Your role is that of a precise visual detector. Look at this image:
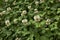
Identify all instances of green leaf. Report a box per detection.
[27,34,34,40]
[40,36,49,40]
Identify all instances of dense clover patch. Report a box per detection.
[0,0,60,40]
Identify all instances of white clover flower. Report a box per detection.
[58,0,60,1]
[13,19,18,24]
[34,9,39,13]
[22,19,28,25]
[34,15,41,22]
[46,19,51,25]
[21,10,27,16]
[40,0,45,3]
[2,11,6,13]
[13,1,16,5]
[15,38,18,40]
[0,11,6,16]
[15,37,21,40]
[46,22,50,25]
[5,0,8,2]
[0,12,3,16]
[34,9,38,11]
[22,10,27,14]
[5,20,11,26]
[45,28,49,31]
[7,7,12,11]
[46,19,51,22]
[2,11,6,14]
[28,5,31,9]
[35,1,39,5]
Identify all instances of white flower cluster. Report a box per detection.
[34,15,41,22]
[22,19,28,25]
[40,0,45,3]
[34,9,39,14]
[58,0,60,2]
[46,19,51,25]
[15,37,21,40]
[7,7,12,11]
[0,11,6,16]
[13,0,16,5]
[28,5,31,9]
[5,0,8,2]
[0,12,3,16]
[3,0,52,26]
[13,19,18,24]
[5,20,11,26]
[21,10,27,16]
[35,1,39,5]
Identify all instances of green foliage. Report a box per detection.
[0,0,60,40]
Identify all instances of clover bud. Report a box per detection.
[13,19,18,24]
[34,9,39,13]
[45,28,49,31]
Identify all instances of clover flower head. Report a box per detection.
[22,19,28,24]
[7,7,12,11]
[34,9,38,11]
[34,15,41,22]
[46,19,51,22]
[58,0,60,1]
[0,11,6,16]
[40,0,45,3]
[0,12,3,16]
[35,1,39,5]
[13,1,16,5]
[46,19,51,25]
[34,9,38,13]
[21,10,27,16]
[5,20,11,26]
[15,37,20,40]
[28,5,31,9]
[22,10,27,14]
[5,0,8,2]
[2,11,6,14]
[15,37,21,40]
[13,19,18,24]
